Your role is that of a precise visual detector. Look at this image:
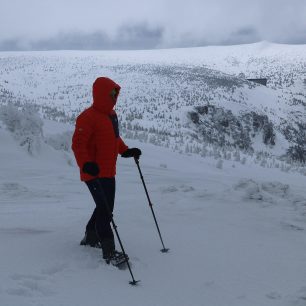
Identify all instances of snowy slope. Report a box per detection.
[0,118,306,306]
[0,42,305,162]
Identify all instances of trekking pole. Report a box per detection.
[134,157,169,253]
[95,179,140,286]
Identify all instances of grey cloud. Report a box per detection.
[1,0,306,51]
[32,32,111,51]
[221,27,261,46]
[0,39,23,51]
[157,27,261,48]
[0,24,164,51]
[0,25,303,51]
[113,24,164,49]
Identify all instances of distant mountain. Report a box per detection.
[0,42,305,163]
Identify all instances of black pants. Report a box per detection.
[85,177,115,243]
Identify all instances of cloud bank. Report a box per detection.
[1,0,306,50]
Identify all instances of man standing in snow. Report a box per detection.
[72,77,141,264]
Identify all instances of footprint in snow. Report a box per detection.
[266,291,282,300]
[280,222,304,231]
[0,182,62,201]
[0,182,30,198]
[161,186,179,193]
[41,262,68,276]
[179,184,195,192]
[160,184,195,193]
[6,263,70,298]
[6,274,55,298]
[292,287,306,306]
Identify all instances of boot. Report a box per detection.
[101,238,116,262]
[101,238,129,266]
[80,230,101,248]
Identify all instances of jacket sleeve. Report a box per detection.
[118,137,128,155]
[71,114,94,169]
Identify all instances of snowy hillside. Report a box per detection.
[0,42,305,164]
[0,114,306,306]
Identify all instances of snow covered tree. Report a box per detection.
[0,105,43,155]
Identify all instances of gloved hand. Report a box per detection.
[82,162,100,176]
[121,148,142,159]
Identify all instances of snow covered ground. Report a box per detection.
[0,120,306,306]
[1,41,306,161]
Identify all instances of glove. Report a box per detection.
[82,162,100,176]
[121,148,142,159]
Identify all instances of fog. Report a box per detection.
[1,0,305,50]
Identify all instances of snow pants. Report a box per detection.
[85,177,115,243]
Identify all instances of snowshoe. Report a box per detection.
[80,231,101,248]
[105,250,129,269]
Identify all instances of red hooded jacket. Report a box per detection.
[71,77,128,181]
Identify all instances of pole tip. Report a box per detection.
[161,248,169,253]
[129,280,140,286]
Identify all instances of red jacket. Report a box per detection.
[72,77,128,181]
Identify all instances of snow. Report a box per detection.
[1,41,305,67]
[1,41,306,161]
[43,119,74,136]
[0,120,306,306]
[0,41,306,305]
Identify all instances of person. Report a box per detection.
[71,77,141,264]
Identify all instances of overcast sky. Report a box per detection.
[1,0,306,50]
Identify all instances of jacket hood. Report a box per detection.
[92,77,121,114]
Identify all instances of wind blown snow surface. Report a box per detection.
[0,42,306,305]
[0,117,306,306]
